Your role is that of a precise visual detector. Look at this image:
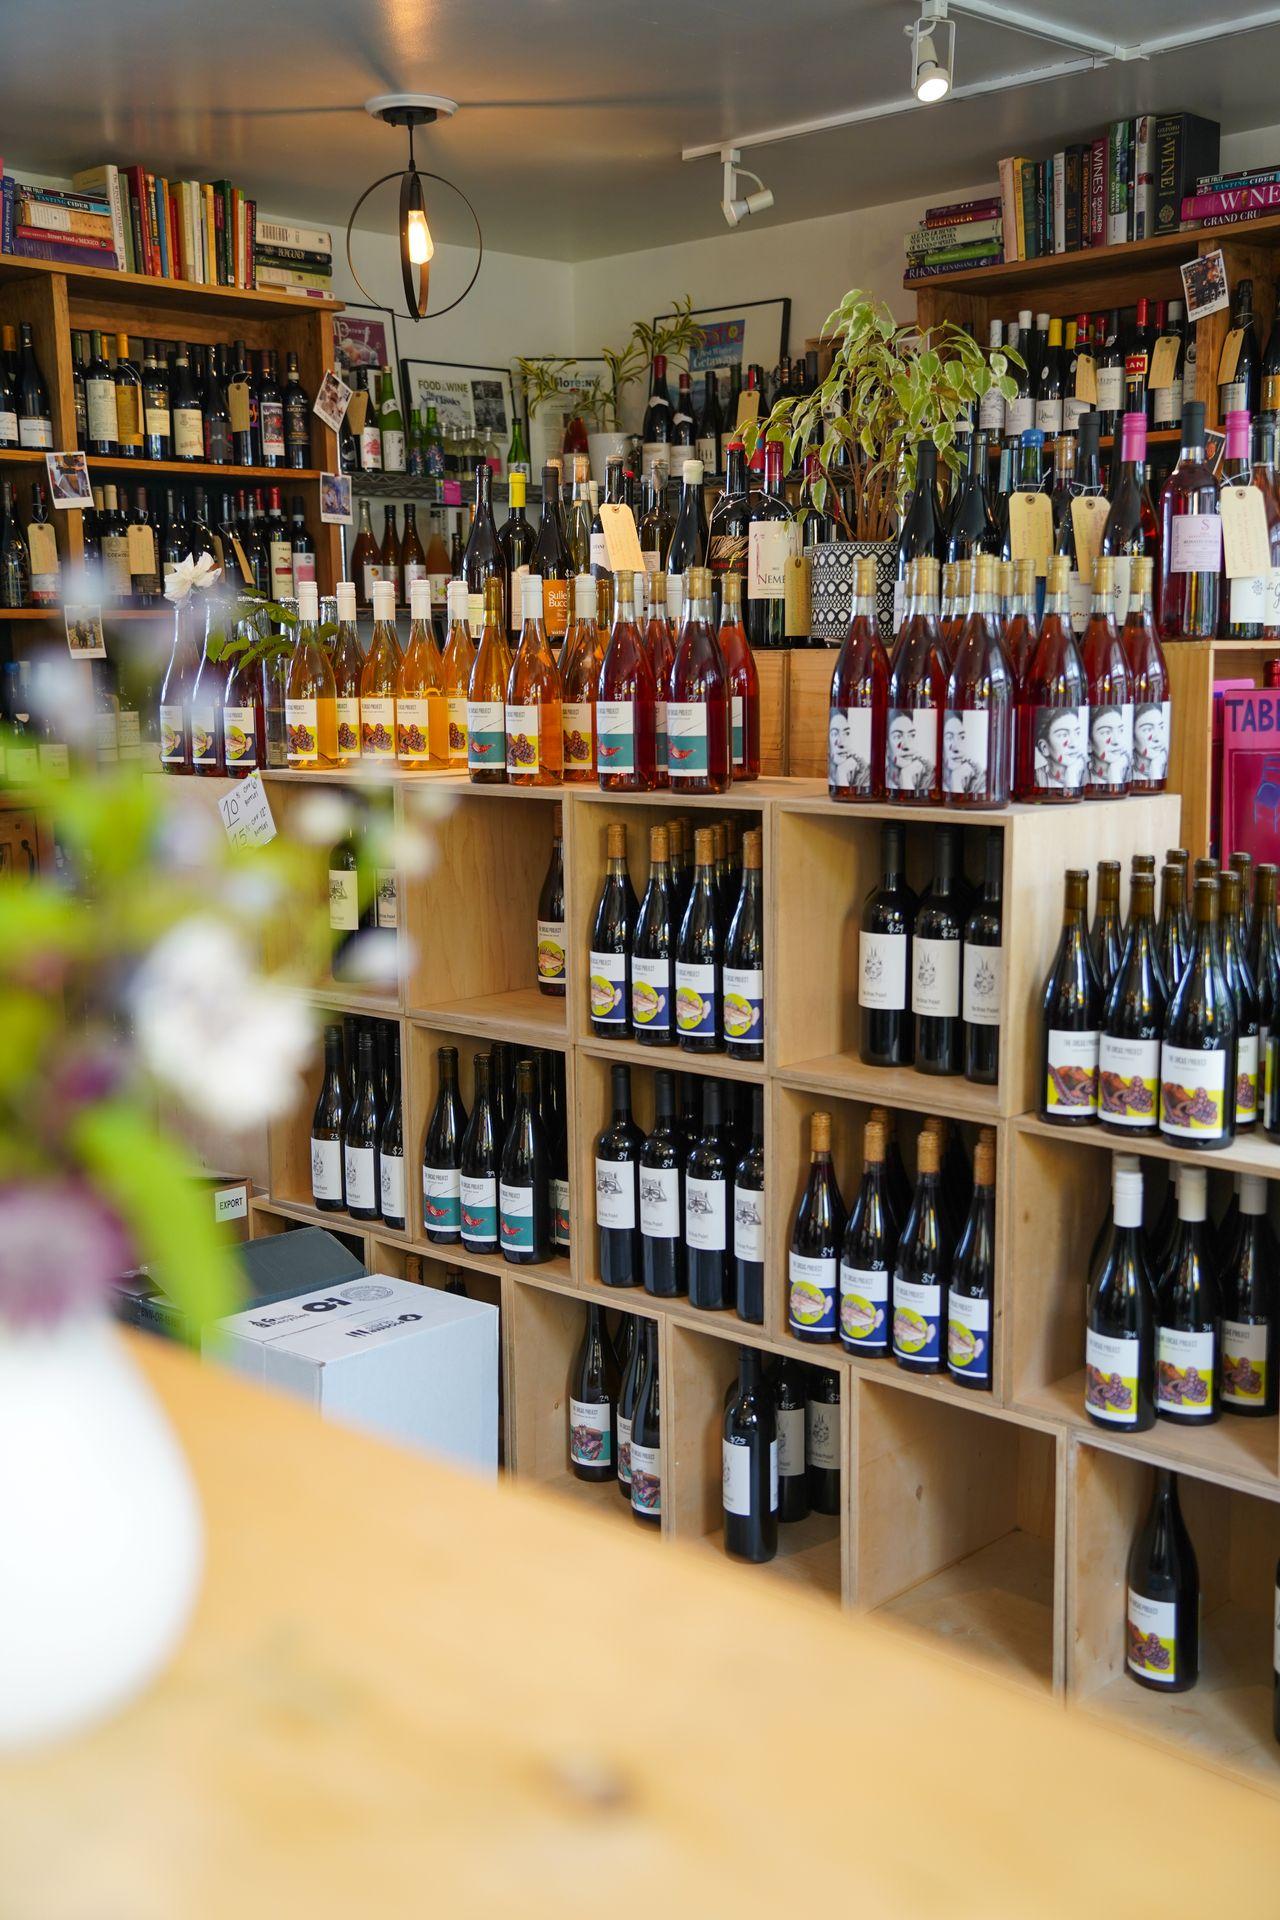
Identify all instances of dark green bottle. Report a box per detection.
[1126,1469,1199,1693]
[723,826,764,1061]
[1155,1164,1219,1425]
[891,1125,951,1373]
[1085,1158,1155,1431]
[499,1057,551,1263]
[675,825,723,1051]
[421,1046,467,1243]
[788,1110,844,1343]
[1040,867,1101,1124]
[630,822,675,1045]
[589,821,637,1038]
[459,1052,499,1254]
[1159,877,1237,1150]
[1099,867,1166,1135]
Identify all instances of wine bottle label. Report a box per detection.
[1005,394,1034,437]
[1034,397,1063,434]
[1221,375,1248,414]
[631,953,672,1032]
[397,696,433,764]
[292,556,317,596]
[18,414,53,450]
[967,948,1005,1036]
[269,538,293,599]
[343,1144,377,1212]
[723,966,764,1045]
[1221,1319,1268,1406]
[629,1442,661,1515]
[328,868,359,933]
[1067,570,1092,634]
[459,1173,498,1245]
[840,1264,889,1348]
[145,401,171,438]
[336,696,361,760]
[1237,1033,1259,1124]
[159,703,187,764]
[1098,1034,1160,1127]
[95,710,119,764]
[170,408,202,459]
[893,1277,941,1363]
[642,439,671,479]
[886,705,938,794]
[1084,1328,1141,1423]
[667,572,684,626]
[507,567,528,634]
[360,695,396,759]
[1094,366,1123,411]
[686,1175,727,1252]
[447,694,469,764]
[285,697,320,764]
[505,703,542,776]
[617,1412,633,1483]
[570,1398,613,1467]
[6,742,38,781]
[947,1291,990,1379]
[463,698,502,772]
[552,1177,571,1250]
[310,1137,343,1205]
[381,430,405,472]
[563,700,595,772]
[1153,377,1183,427]
[1266,572,1280,630]
[589,949,627,1026]
[1109,555,1133,627]
[789,1252,837,1334]
[942,709,991,797]
[596,699,636,775]
[731,694,745,768]
[222,704,258,767]
[732,1183,764,1263]
[656,699,668,771]
[675,960,717,1037]
[86,377,118,442]
[596,1157,637,1231]
[978,386,1004,431]
[859,930,908,1012]
[189,703,219,768]
[697,434,718,472]
[770,1415,803,1497]
[1063,395,1091,431]
[912,936,960,1019]
[39,743,70,779]
[117,709,142,759]
[403,563,426,594]
[807,1396,840,1470]
[1156,1323,1214,1416]
[1160,1042,1228,1139]
[363,562,386,600]
[640,1164,681,1239]
[829,705,874,794]
[1229,572,1270,624]
[375,871,397,930]
[747,520,795,601]
[722,1437,754,1517]
[1045,1028,1100,1115]
[258,400,285,457]
[499,1181,534,1254]
[1170,512,1223,574]
[536,919,566,985]
[422,1164,461,1234]
[1030,703,1088,792]
[380,1153,405,1223]
[544,578,570,639]
[589,531,609,572]
[0,408,17,444]
[1126,1590,1178,1684]
[667,701,710,781]
[1087,701,1134,789]
[360,425,383,469]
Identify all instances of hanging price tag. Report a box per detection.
[783,553,811,638]
[1007,491,1054,577]
[346,389,370,434]
[126,522,156,573]
[227,380,253,435]
[230,534,253,585]
[27,522,58,575]
[1070,496,1110,586]
[1073,352,1097,404]
[735,389,761,432]
[218,772,277,849]
[1146,335,1179,392]
[599,503,646,575]
[1221,484,1272,577]
[1217,327,1245,387]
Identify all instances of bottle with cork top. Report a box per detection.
[788,1110,844,1344]
[597,569,658,790]
[506,573,563,785]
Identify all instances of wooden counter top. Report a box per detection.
[3,1333,1278,1917]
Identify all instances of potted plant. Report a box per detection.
[517,297,706,484]
[746,290,1019,640]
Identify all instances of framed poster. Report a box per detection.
[332,303,402,403]
[653,298,791,377]
[402,358,516,444]
[517,356,609,475]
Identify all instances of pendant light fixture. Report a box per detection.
[347,94,483,321]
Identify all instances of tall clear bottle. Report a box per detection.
[1158,400,1221,640]
[395,579,448,768]
[597,570,657,791]
[561,572,605,783]
[359,580,401,763]
[466,576,510,783]
[505,574,563,785]
[668,565,731,794]
[285,581,337,767]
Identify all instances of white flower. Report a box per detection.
[130,916,313,1126]
[292,791,355,846]
[163,552,222,604]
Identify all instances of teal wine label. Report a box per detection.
[460,1173,498,1248]
[596,699,636,776]
[422,1164,461,1235]
[500,1180,534,1254]
[667,700,709,780]
[467,698,505,773]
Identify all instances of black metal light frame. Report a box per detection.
[346,103,483,322]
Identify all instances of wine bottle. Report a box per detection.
[506,574,563,785]
[943,552,1013,807]
[1085,1158,1156,1431]
[1040,868,1101,1124]
[788,1111,844,1343]
[1160,877,1237,1149]
[1155,1165,1219,1425]
[1080,557,1134,797]
[379,1031,405,1230]
[829,553,889,800]
[547,1052,572,1258]
[746,437,798,650]
[569,1304,620,1484]
[1100,412,1160,627]
[723,1346,778,1563]
[422,1046,467,1243]
[891,1126,951,1372]
[962,827,1003,1086]
[801,1367,839,1516]
[839,1117,895,1358]
[629,1317,662,1524]
[358,580,401,766]
[641,355,674,483]
[723,828,764,1061]
[589,822,636,1039]
[859,822,916,1068]
[1017,554,1087,801]
[500,1057,552,1264]
[616,1312,644,1501]
[597,569,658,790]
[1219,867,1260,1131]
[284,582,338,768]
[887,556,946,802]
[1219,1173,1278,1415]
[596,1064,644,1289]
[946,425,999,562]
[396,579,447,768]
[894,438,946,626]
[1159,401,1221,641]
[1231,850,1255,951]
[1158,861,1189,997]
[665,458,708,628]
[676,827,723,1052]
[343,1029,382,1223]
[465,576,509,783]
[1091,860,1123,999]
[667,564,731,793]
[536,807,566,1000]
[686,1078,731,1311]
[310,1025,346,1213]
[1126,1469,1199,1692]
[1257,866,1280,1133]
[459,1052,499,1255]
[1099,867,1166,1133]
[631,825,675,1045]
[765,1355,808,1524]
[561,573,605,783]
[531,462,574,642]
[708,438,750,624]
[1121,557,1171,791]
[443,581,476,769]
[640,1068,685,1298]
[732,1084,766,1325]
[947,1127,995,1388]
[912,824,963,1075]
[717,572,759,781]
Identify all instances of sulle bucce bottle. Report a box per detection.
[859,821,916,1068]
[1099,868,1167,1134]
[1040,867,1102,1124]
[1159,400,1222,640]
[1126,1469,1199,1692]
[828,553,889,800]
[536,806,566,999]
[667,564,731,793]
[1080,556,1133,797]
[1086,1157,1156,1431]
[723,1346,777,1565]
[597,569,657,790]
[1161,876,1237,1150]
[718,570,759,780]
[1017,554,1087,801]
[596,1064,644,1289]
[943,550,1013,806]
[891,1125,952,1373]
[839,1117,895,1358]
[887,555,946,802]
[732,1083,766,1324]
[569,1304,620,1484]
[788,1110,845,1343]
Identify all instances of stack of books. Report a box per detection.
[1182,164,1280,231]
[903,197,1003,281]
[252,219,333,296]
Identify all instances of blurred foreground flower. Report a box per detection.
[131,916,313,1126]
[163,552,221,603]
[0,1181,133,1327]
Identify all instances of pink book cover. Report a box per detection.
[1218,683,1280,864]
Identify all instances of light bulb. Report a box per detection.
[406,206,434,265]
[916,60,950,102]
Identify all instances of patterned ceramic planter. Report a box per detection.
[807,538,897,643]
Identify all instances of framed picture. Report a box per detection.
[517,356,609,475]
[401,358,516,446]
[653,298,791,378]
[333,303,402,398]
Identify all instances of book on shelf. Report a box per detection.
[904,252,1002,281]
[1182,180,1280,221]
[1196,164,1280,193]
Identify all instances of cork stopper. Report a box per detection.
[723,570,743,610]
[863,1120,885,1163]
[855,555,878,597]
[974,553,996,594]
[869,1104,895,1139]
[668,817,684,863]
[997,560,1014,600]
[613,570,634,610]
[688,565,713,598]
[711,822,726,863]
[954,559,972,600]
[1046,554,1070,594]
[649,824,669,863]
[693,826,714,865]
[1097,859,1120,902]
[1065,868,1090,911]
[942,561,956,599]
[810,1111,832,1154]
[1014,558,1036,595]
[918,556,940,594]
[742,827,762,871]
[916,1129,940,1176]
[606,823,627,860]
[649,570,667,607]
[1092,555,1115,593]
[974,1130,995,1187]
[1131,554,1154,593]
[1220,868,1241,914]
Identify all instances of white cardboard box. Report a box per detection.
[207,1275,498,1478]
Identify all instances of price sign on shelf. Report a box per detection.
[218,772,277,849]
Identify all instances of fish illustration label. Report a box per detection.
[589,949,627,1026]
[569,1399,612,1468]
[360,695,396,759]
[1221,1319,1268,1407]
[840,1263,889,1350]
[1127,1590,1178,1683]
[667,700,709,780]
[631,953,672,1032]
[596,1157,637,1231]
[460,1172,498,1246]
[1046,1026,1100,1114]
[733,1183,765,1263]
[675,960,717,1038]
[422,1164,461,1234]
[343,1143,377,1213]
[912,935,960,1019]
[723,965,764,1045]
[963,942,1002,1026]
[732,694,745,768]
[1159,1042,1227,1139]
[285,696,319,764]
[1084,1327,1140,1423]
[789,1252,837,1335]
[537,919,566,986]
[379,1152,405,1223]
[466,698,505,771]
[499,1181,534,1253]
[1098,1033,1160,1126]
[893,1276,941,1363]
[947,1289,990,1380]
[310,1136,343,1205]
[596,699,636,775]
[859,930,907,1012]
[640,1164,680,1240]
[1156,1324,1214,1417]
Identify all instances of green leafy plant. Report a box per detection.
[516,296,707,432]
[744,289,1021,541]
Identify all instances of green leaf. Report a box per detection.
[0,988,57,1097]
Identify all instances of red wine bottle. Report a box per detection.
[1123,555,1170,791]
[943,550,1013,806]
[1016,554,1087,800]
[828,552,889,800]
[568,1304,620,1483]
[595,1063,644,1288]
[1101,410,1160,628]
[1086,1158,1156,1432]
[1040,868,1102,1124]
[947,1127,995,1389]
[667,565,731,794]
[722,1345,778,1564]
[1160,877,1237,1150]
[1126,1469,1199,1691]
[859,822,916,1068]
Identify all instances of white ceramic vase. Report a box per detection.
[0,1315,202,1750]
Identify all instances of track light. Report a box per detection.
[721,149,775,228]
[909,4,955,103]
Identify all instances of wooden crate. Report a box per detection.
[1164,638,1280,860]
[786,649,834,780]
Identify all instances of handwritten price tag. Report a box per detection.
[218,771,277,848]
[1070,496,1110,587]
[1221,484,1272,578]
[1007,491,1054,577]
[600,503,646,575]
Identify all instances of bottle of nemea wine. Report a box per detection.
[1126,1468,1199,1693]
[722,1345,778,1564]
[1085,1159,1156,1432]
[1099,868,1166,1134]
[788,1110,845,1343]
[568,1303,620,1484]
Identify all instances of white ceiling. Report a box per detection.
[6,0,1280,259]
